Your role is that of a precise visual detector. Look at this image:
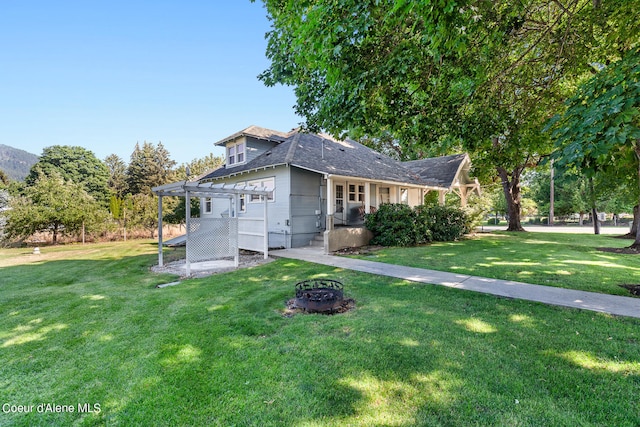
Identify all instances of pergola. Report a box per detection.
[152,181,272,276]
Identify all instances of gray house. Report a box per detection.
[189,125,480,253]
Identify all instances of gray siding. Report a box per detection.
[290,168,324,247]
[200,165,293,249]
[246,137,279,163]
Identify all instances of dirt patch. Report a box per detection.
[332,245,383,256]
[597,246,640,255]
[151,253,274,279]
[620,284,640,296]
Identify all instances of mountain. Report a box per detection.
[0,144,39,181]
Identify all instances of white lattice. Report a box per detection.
[187,217,238,263]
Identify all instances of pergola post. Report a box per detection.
[232,194,239,268]
[185,189,191,277]
[158,195,164,267]
[263,194,269,259]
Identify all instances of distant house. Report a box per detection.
[155,126,480,261]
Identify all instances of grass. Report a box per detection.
[1,240,640,426]
[351,231,640,296]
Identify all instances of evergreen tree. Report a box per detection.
[105,154,129,197]
[126,142,176,195]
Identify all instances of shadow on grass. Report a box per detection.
[2,254,640,426]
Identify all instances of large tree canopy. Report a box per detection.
[26,145,110,205]
[259,0,638,231]
[5,172,107,244]
[548,46,640,247]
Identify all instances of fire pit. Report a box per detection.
[294,279,344,313]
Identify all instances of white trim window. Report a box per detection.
[249,177,275,202]
[227,141,245,166]
[236,182,247,213]
[203,197,213,214]
[348,184,365,202]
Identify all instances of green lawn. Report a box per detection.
[351,231,640,296]
[1,240,640,426]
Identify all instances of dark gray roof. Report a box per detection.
[203,129,470,189]
[214,125,291,146]
[403,154,468,187]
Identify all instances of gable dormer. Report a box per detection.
[215,125,290,168]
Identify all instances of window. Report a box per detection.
[227,141,245,166]
[249,177,275,202]
[203,197,212,214]
[379,187,390,204]
[335,184,344,213]
[348,184,364,202]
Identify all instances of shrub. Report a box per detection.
[365,203,469,246]
[364,203,420,246]
[487,217,501,225]
[417,205,469,242]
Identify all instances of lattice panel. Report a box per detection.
[187,217,238,263]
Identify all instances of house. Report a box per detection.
[185,125,480,254]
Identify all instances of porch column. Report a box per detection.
[459,187,468,207]
[326,177,333,231]
[185,190,191,277]
[157,195,163,267]
[364,182,371,214]
[438,190,446,206]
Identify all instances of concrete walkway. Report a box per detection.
[271,247,640,319]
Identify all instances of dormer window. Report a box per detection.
[227,141,245,166]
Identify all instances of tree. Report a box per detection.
[5,172,107,244]
[174,153,225,181]
[26,146,110,205]
[105,154,129,197]
[164,153,224,225]
[129,193,160,238]
[0,170,9,185]
[548,47,640,247]
[126,142,176,195]
[259,0,637,232]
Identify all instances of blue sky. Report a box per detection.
[0,1,301,164]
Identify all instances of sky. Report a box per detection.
[0,1,302,165]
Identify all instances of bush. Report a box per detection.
[365,203,420,246]
[416,205,469,242]
[365,203,469,246]
[487,217,501,225]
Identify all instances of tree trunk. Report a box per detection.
[631,145,640,248]
[497,166,526,231]
[588,177,600,235]
[630,204,639,238]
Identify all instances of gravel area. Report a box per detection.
[151,253,275,278]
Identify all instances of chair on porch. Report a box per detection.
[358,205,377,220]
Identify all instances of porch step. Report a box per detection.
[309,233,324,247]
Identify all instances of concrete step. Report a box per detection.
[309,234,324,247]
